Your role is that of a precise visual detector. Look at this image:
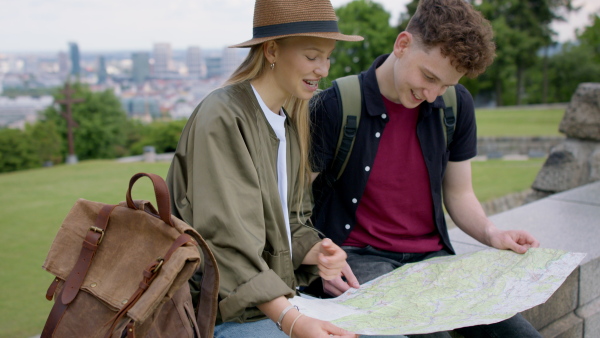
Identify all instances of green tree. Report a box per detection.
[476,0,576,105]
[0,128,39,173]
[25,120,63,165]
[129,120,187,155]
[43,83,128,161]
[327,0,399,87]
[577,13,600,62]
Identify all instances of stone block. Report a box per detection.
[521,268,579,330]
[579,257,600,305]
[575,296,600,338]
[532,141,584,193]
[539,313,583,338]
[559,83,600,141]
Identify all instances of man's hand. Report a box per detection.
[322,262,360,297]
[487,228,540,254]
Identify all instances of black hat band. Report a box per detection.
[253,20,340,38]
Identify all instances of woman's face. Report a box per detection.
[270,36,336,101]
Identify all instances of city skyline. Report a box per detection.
[1,0,597,53]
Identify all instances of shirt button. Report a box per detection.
[352,198,357,204]
[375,132,381,138]
[365,166,370,172]
[345,224,351,230]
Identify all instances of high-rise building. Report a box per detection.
[69,42,81,77]
[186,46,204,79]
[222,48,243,78]
[58,51,69,77]
[131,52,150,84]
[153,43,172,79]
[205,56,222,79]
[97,56,107,84]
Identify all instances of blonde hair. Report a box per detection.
[224,43,312,220]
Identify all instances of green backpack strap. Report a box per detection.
[440,85,458,148]
[330,75,362,181]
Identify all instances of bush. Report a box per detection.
[0,128,40,173]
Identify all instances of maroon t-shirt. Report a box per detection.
[343,95,444,253]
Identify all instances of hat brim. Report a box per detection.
[229,31,364,48]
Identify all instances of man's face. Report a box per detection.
[391,33,465,108]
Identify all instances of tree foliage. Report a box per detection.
[25,120,63,164]
[42,83,129,160]
[0,128,39,173]
[327,0,399,87]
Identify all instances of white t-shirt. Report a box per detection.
[251,85,292,257]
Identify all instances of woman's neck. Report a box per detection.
[250,75,286,115]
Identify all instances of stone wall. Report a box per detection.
[477,136,564,158]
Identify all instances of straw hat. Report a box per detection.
[230,0,364,48]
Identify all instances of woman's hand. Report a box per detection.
[317,238,348,280]
[287,314,356,338]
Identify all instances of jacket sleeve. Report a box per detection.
[167,92,295,322]
[289,181,321,286]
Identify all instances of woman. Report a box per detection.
[166,0,363,337]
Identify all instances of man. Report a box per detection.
[309,0,541,336]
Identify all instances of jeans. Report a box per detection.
[213,319,288,338]
[343,245,542,338]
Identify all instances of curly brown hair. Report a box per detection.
[406,0,496,78]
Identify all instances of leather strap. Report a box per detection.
[103,233,195,337]
[62,204,118,304]
[46,278,60,301]
[126,173,173,226]
[41,288,69,338]
[42,204,117,337]
[193,233,220,338]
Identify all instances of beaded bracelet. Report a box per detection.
[288,313,304,338]
[276,304,299,331]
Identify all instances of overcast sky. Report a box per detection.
[0,0,597,53]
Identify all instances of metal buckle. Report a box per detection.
[151,258,164,273]
[89,226,105,244]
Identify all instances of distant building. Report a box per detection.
[97,56,108,84]
[131,52,150,84]
[205,56,222,79]
[69,42,81,77]
[186,46,204,79]
[121,96,161,121]
[222,48,244,78]
[153,43,172,79]
[58,51,69,77]
[0,95,53,129]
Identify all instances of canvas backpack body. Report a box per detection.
[41,173,219,338]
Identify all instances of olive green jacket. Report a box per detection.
[166,81,321,323]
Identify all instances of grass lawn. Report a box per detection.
[471,158,545,202]
[475,107,565,137]
[0,156,546,337]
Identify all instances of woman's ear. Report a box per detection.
[393,31,412,58]
[263,40,278,64]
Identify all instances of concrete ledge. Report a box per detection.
[576,297,600,338]
[449,180,600,337]
[539,312,584,338]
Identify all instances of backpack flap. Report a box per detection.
[42,199,202,325]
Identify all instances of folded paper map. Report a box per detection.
[291,248,585,335]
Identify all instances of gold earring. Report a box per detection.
[270,63,275,70]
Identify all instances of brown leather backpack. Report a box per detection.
[41,173,219,337]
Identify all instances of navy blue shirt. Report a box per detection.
[310,54,478,254]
